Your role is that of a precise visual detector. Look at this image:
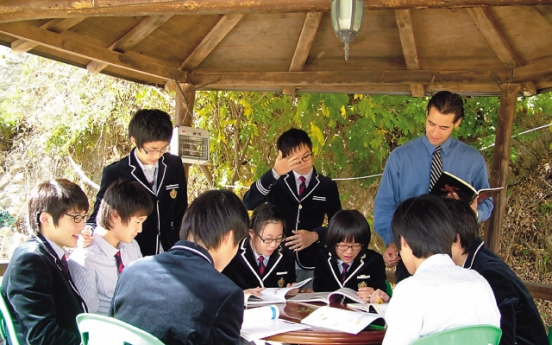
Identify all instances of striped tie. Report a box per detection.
[258,256,266,276]
[341,263,349,282]
[429,145,443,191]
[114,251,124,274]
[298,176,306,197]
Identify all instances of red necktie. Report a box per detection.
[114,251,124,274]
[298,176,306,197]
[258,256,266,276]
[341,263,349,282]
[60,254,70,274]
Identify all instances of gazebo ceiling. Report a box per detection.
[1,1,551,96]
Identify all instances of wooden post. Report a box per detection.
[484,83,521,253]
[175,83,196,186]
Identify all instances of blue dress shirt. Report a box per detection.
[374,135,493,245]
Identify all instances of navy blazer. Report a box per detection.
[88,148,188,256]
[110,240,244,345]
[313,248,387,293]
[243,168,341,269]
[222,238,296,289]
[1,235,87,345]
[464,238,548,345]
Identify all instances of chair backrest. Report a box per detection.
[548,326,552,345]
[76,313,165,345]
[411,324,502,345]
[0,279,21,345]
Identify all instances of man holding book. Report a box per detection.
[374,91,494,282]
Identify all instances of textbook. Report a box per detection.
[287,287,365,305]
[347,302,389,317]
[430,171,503,204]
[301,306,385,335]
[244,278,312,306]
[241,305,310,341]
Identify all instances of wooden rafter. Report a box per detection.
[535,4,552,25]
[11,17,85,53]
[88,14,172,74]
[187,69,514,87]
[395,9,425,97]
[283,11,323,95]
[467,7,537,95]
[0,22,186,81]
[179,14,244,71]
[2,0,552,23]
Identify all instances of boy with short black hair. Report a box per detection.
[382,194,500,345]
[243,128,341,285]
[445,198,548,345]
[110,189,249,345]
[69,180,153,315]
[2,179,89,345]
[88,109,188,256]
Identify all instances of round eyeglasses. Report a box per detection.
[336,243,362,252]
[64,213,89,223]
[258,234,286,244]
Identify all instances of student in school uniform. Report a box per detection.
[2,179,89,345]
[87,109,188,256]
[313,210,390,303]
[223,203,296,292]
[68,180,153,315]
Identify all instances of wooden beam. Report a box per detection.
[0,22,186,81]
[513,57,552,81]
[188,69,513,87]
[180,14,244,71]
[88,14,172,73]
[535,4,552,25]
[2,1,552,22]
[395,9,425,97]
[283,11,323,95]
[485,83,521,253]
[175,83,196,186]
[11,17,85,53]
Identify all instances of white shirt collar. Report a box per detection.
[293,168,313,186]
[43,236,66,260]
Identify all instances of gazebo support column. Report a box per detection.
[484,83,521,253]
[175,83,196,186]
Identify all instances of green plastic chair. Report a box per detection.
[0,279,21,345]
[411,324,502,345]
[76,313,165,345]
[548,326,552,345]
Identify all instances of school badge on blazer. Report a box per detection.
[358,281,367,289]
[278,277,285,287]
[170,189,177,199]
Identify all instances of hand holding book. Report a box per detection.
[430,171,502,204]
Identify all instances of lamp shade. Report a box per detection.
[330,0,365,60]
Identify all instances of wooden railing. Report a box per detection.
[387,271,552,302]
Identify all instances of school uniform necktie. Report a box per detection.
[298,176,306,197]
[258,256,266,276]
[341,263,349,282]
[429,145,443,191]
[114,251,124,274]
[60,254,70,274]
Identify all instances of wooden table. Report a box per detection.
[264,302,386,345]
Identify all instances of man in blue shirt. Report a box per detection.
[374,91,493,282]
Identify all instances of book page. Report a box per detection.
[246,278,313,305]
[287,291,331,304]
[328,287,366,304]
[241,305,309,341]
[347,302,389,316]
[301,306,384,335]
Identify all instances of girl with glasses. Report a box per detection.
[222,203,297,295]
[313,210,390,303]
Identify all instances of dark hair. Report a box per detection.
[128,109,173,148]
[426,91,464,123]
[28,179,89,235]
[180,190,249,249]
[277,128,312,158]
[250,203,286,237]
[325,210,371,259]
[392,194,455,258]
[97,180,154,230]
[442,198,478,255]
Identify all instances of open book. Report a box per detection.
[430,171,503,204]
[301,306,385,335]
[240,305,309,341]
[347,302,389,317]
[244,278,312,306]
[287,287,365,305]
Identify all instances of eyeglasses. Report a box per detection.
[336,243,362,252]
[258,234,286,244]
[65,214,89,223]
[300,153,313,162]
[141,145,170,156]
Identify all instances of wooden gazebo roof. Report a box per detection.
[1,1,551,96]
